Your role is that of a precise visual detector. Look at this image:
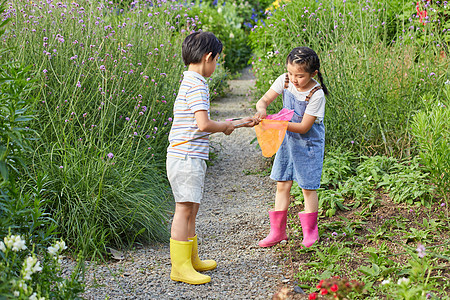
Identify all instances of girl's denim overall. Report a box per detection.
[270,88,325,190]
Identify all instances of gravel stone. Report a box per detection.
[62,70,286,299]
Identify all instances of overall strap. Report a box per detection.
[305,86,322,102]
[284,74,290,89]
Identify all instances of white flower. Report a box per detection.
[6,235,27,252]
[229,32,235,39]
[48,244,60,256]
[0,241,5,252]
[32,260,42,273]
[381,279,391,285]
[48,240,67,256]
[13,291,20,297]
[18,281,28,292]
[445,80,450,85]
[29,292,38,300]
[217,7,222,13]
[22,256,42,280]
[397,277,410,285]
[58,240,67,251]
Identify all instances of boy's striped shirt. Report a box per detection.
[167,71,210,160]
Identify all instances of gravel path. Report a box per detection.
[67,70,288,299]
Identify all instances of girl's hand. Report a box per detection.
[254,110,267,121]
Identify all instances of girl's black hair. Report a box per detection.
[286,47,329,95]
[182,31,223,66]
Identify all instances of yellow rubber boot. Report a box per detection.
[189,235,217,271]
[170,239,211,285]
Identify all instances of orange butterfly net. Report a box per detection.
[254,108,294,157]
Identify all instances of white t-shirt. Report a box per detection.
[270,73,326,122]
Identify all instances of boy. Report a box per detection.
[166,31,257,285]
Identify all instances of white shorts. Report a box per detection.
[166,156,207,204]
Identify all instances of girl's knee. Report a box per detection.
[277,180,293,192]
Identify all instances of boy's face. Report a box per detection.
[204,53,219,78]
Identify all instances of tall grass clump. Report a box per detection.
[249,0,449,157]
[410,84,449,204]
[2,0,227,258]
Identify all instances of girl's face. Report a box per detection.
[286,62,318,91]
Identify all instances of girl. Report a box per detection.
[255,46,329,248]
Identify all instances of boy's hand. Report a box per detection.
[223,121,235,135]
[234,116,259,127]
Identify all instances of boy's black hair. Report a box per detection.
[286,47,329,95]
[182,31,223,66]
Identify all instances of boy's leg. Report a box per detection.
[170,202,210,284]
[187,203,199,238]
[171,202,194,241]
[298,189,319,248]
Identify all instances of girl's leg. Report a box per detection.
[302,189,318,213]
[259,181,292,247]
[274,180,293,211]
[298,189,319,248]
[171,202,194,241]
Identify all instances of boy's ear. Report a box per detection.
[204,52,213,62]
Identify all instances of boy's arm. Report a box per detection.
[195,110,235,135]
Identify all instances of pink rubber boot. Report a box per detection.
[259,210,288,247]
[298,211,319,248]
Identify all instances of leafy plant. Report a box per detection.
[249,0,448,157]
[410,86,450,204]
[0,234,84,299]
[186,0,253,74]
[309,276,365,300]
[0,3,84,297]
[4,0,197,257]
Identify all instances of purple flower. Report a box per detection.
[107,153,114,159]
[76,81,81,88]
[43,69,48,73]
[416,243,426,258]
[59,166,63,169]
[332,232,338,237]
[99,65,106,71]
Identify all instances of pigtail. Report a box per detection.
[317,71,329,96]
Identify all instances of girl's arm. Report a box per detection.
[255,89,280,119]
[195,110,235,135]
[287,113,316,134]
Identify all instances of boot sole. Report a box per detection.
[194,265,217,271]
[170,275,211,285]
[258,239,287,247]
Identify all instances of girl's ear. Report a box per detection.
[312,70,319,77]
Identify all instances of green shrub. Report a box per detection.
[248,0,448,157]
[410,85,450,203]
[0,4,84,296]
[185,0,253,74]
[2,0,230,257]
